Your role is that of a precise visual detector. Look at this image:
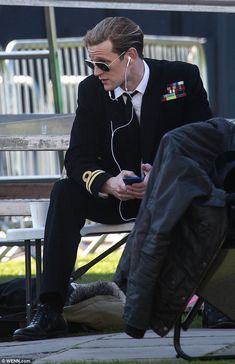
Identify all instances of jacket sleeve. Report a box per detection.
[64,77,112,197]
[184,63,212,122]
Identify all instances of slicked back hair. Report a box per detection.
[84,17,144,59]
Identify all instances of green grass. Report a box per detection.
[0,250,123,284]
[75,251,122,283]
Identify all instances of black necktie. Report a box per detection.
[123,91,138,122]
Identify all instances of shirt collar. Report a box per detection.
[114,60,149,99]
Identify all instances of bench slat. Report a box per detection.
[0,135,69,151]
[0,175,61,183]
[0,199,50,216]
[0,183,54,199]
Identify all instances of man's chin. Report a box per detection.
[100,80,115,92]
[103,84,113,92]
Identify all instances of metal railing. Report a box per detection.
[0,50,50,114]
[4,37,89,114]
[0,35,208,177]
[143,35,208,92]
[2,35,208,114]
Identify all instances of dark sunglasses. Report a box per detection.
[85,51,126,72]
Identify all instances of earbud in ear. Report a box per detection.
[126,56,131,68]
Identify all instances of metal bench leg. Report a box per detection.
[71,234,129,281]
[173,297,235,360]
[24,239,32,325]
[35,239,42,302]
[174,298,208,360]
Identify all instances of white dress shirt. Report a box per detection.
[114,61,150,122]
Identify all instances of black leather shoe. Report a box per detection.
[202,302,235,329]
[13,304,68,341]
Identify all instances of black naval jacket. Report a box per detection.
[65,58,212,197]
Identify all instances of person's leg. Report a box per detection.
[40,178,87,308]
[13,178,139,340]
[40,177,133,306]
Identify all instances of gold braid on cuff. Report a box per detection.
[82,170,105,194]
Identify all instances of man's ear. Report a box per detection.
[127,47,138,61]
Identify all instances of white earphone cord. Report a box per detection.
[109,56,136,222]
[110,101,136,221]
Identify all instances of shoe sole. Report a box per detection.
[13,330,67,341]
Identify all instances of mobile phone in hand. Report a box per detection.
[123,176,144,185]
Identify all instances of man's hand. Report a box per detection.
[125,163,152,199]
[100,164,152,201]
[101,170,136,200]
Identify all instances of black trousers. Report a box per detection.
[40,178,140,305]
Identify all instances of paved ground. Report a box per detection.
[1,328,235,363]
